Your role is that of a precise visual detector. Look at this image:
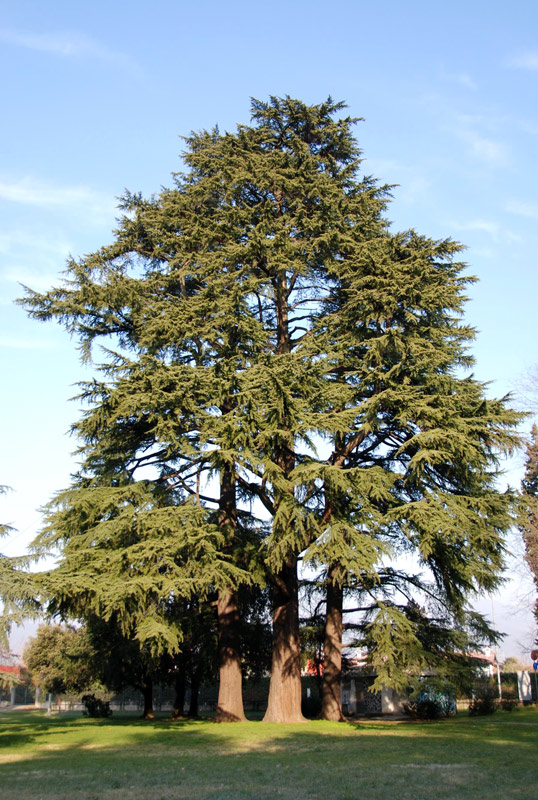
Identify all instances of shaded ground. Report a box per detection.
[1,707,536,799]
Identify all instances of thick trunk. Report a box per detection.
[321,573,344,721]
[215,461,246,722]
[263,270,305,722]
[188,670,200,718]
[141,678,154,720]
[215,589,247,721]
[171,668,186,719]
[263,559,306,723]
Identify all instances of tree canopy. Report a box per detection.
[19,96,522,722]
[23,624,95,695]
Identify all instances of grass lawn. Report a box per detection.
[1,707,537,800]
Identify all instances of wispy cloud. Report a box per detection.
[0,232,75,305]
[2,267,68,293]
[0,28,142,76]
[453,73,478,90]
[506,51,538,71]
[0,176,115,220]
[0,336,54,350]
[457,129,509,166]
[0,230,71,257]
[506,199,538,220]
[449,219,521,245]
[451,219,500,240]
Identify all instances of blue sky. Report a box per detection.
[1,0,537,659]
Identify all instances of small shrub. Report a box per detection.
[469,682,498,715]
[404,697,444,720]
[501,698,518,712]
[81,693,112,718]
[404,686,456,720]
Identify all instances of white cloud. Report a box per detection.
[0,230,71,257]
[455,73,478,90]
[0,336,54,349]
[506,199,538,220]
[449,219,521,246]
[0,176,115,220]
[2,267,67,292]
[506,51,538,71]
[451,219,500,240]
[454,128,509,167]
[0,28,142,76]
[0,232,74,303]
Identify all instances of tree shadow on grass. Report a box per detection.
[1,709,537,800]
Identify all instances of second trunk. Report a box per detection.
[321,573,344,721]
[263,558,306,723]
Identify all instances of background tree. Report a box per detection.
[502,656,525,673]
[0,486,14,649]
[23,625,95,696]
[0,486,39,650]
[521,424,538,629]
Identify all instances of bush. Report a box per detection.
[81,693,112,718]
[501,698,518,712]
[469,682,498,715]
[404,697,445,720]
[500,672,518,700]
[404,686,456,720]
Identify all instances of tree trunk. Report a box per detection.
[263,559,306,723]
[262,270,306,722]
[214,457,246,721]
[215,589,247,721]
[171,668,186,719]
[188,670,201,718]
[141,677,154,719]
[321,572,344,721]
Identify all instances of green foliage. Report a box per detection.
[0,668,21,691]
[0,485,16,650]
[469,680,499,715]
[0,485,14,540]
[501,657,523,673]
[404,695,451,720]
[23,624,96,695]
[13,95,524,700]
[520,425,538,627]
[81,693,112,717]
[501,698,518,711]
[499,671,519,705]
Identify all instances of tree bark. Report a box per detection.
[215,460,247,722]
[141,677,154,719]
[262,268,306,722]
[171,668,186,719]
[215,589,247,721]
[263,558,306,722]
[321,571,344,720]
[188,669,200,718]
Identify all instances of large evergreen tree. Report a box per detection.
[21,96,521,723]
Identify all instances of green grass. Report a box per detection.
[1,707,537,799]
